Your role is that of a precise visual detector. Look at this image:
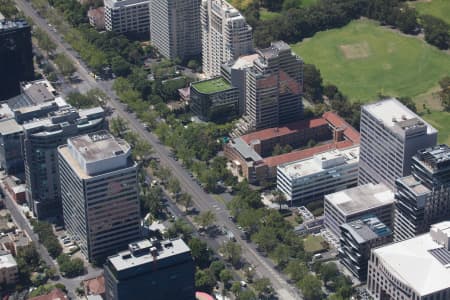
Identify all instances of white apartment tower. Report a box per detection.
[201,0,253,77]
[150,0,201,61]
[58,131,141,262]
[359,98,437,190]
[104,0,150,35]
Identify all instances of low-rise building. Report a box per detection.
[225,111,360,184]
[190,77,239,122]
[324,183,395,241]
[87,7,105,30]
[277,145,359,205]
[104,0,150,35]
[104,238,195,300]
[28,288,68,300]
[339,216,392,281]
[0,252,18,285]
[368,221,450,299]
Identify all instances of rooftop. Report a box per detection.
[278,145,359,179]
[416,144,450,171]
[28,288,68,300]
[231,53,259,70]
[191,77,232,94]
[325,183,394,216]
[0,119,22,135]
[0,19,29,31]
[0,253,17,269]
[69,131,129,163]
[396,175,430,197]
[264,139,354,167]
[374,221,450,296]
[108,238,190,272]
[22,80,56,104]
[341,215,391,244]
[363,98,437,135]
[241,118,328,144]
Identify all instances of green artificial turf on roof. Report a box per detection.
[192,77,232,94]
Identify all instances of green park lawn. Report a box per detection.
[259,8,281,21]
[422,111,450,145]
[303,235,328,253]
[410,0,450,25]
[291,19,450,103]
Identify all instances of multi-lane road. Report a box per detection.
[14,0,302,298]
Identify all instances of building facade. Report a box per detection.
[190,77,239,122]
[104,238,195,300]
[277,146,359,206]
[150,0,201,61]
[245,41,303,131]
[0,119,23,175]
[368,222,450,300]
[339,216,392,281]
[324,183,395,240]
[0,20,34,101]
[394,144,450,242]
[0,253,18,285]
[104,0,150,35]
[58,131,141,262]
[24,107,106,221]
[201,0,253,77]
[358,98,437,190]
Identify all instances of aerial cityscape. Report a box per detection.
[0,0,449,299]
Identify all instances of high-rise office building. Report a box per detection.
[359,98,437,190]
[58,131,141,262]
[367,221,450,300]
[150,0,201,61]
[104,0,150,35]
[104,238,195,300]
[23,107,106,221]
[0,20,34,101]
[201,0,253,77]
[394,144,450,242]
[246,41,303,131]
[339,216,392,281]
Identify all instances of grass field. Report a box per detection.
[422,111,450,145]
[291,19,450,102]
[304,235,328,253]
[410,0,450,25]
[259,8,281,21]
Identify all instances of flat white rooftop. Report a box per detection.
[0,253,17,269]
[325,183,394,216]
[363,98,437,134]
[374,223,450,296]
[231,53,259,70]
[279,146,359,179]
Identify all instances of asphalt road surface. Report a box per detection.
[15,1,302,298]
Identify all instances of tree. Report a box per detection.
[109,117,128,138]
[166,219,193,241]
[252,226,278,254]
[303,64,323,102]
[220,241,242,267]
[253,277,273,298]
[54,53,76,77]
[195,210,216,229]
[231,281,242,297]
[298,274,323,300]
[272,190,287,210]
[271,244,290,267]
[35,28,56,55]
[238,289,257,300]
[319,262,339,283]
[209,260,225,279]
[167,177,181,195]
[439,76,450,111]
[195,269,216,293]
[57,254,84,278]
[179,193,193,211]
[422,15,450,50]
[189,238,211,268]
[111,56,131,77]
[284,259,308,283]
[219,269,233,286]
